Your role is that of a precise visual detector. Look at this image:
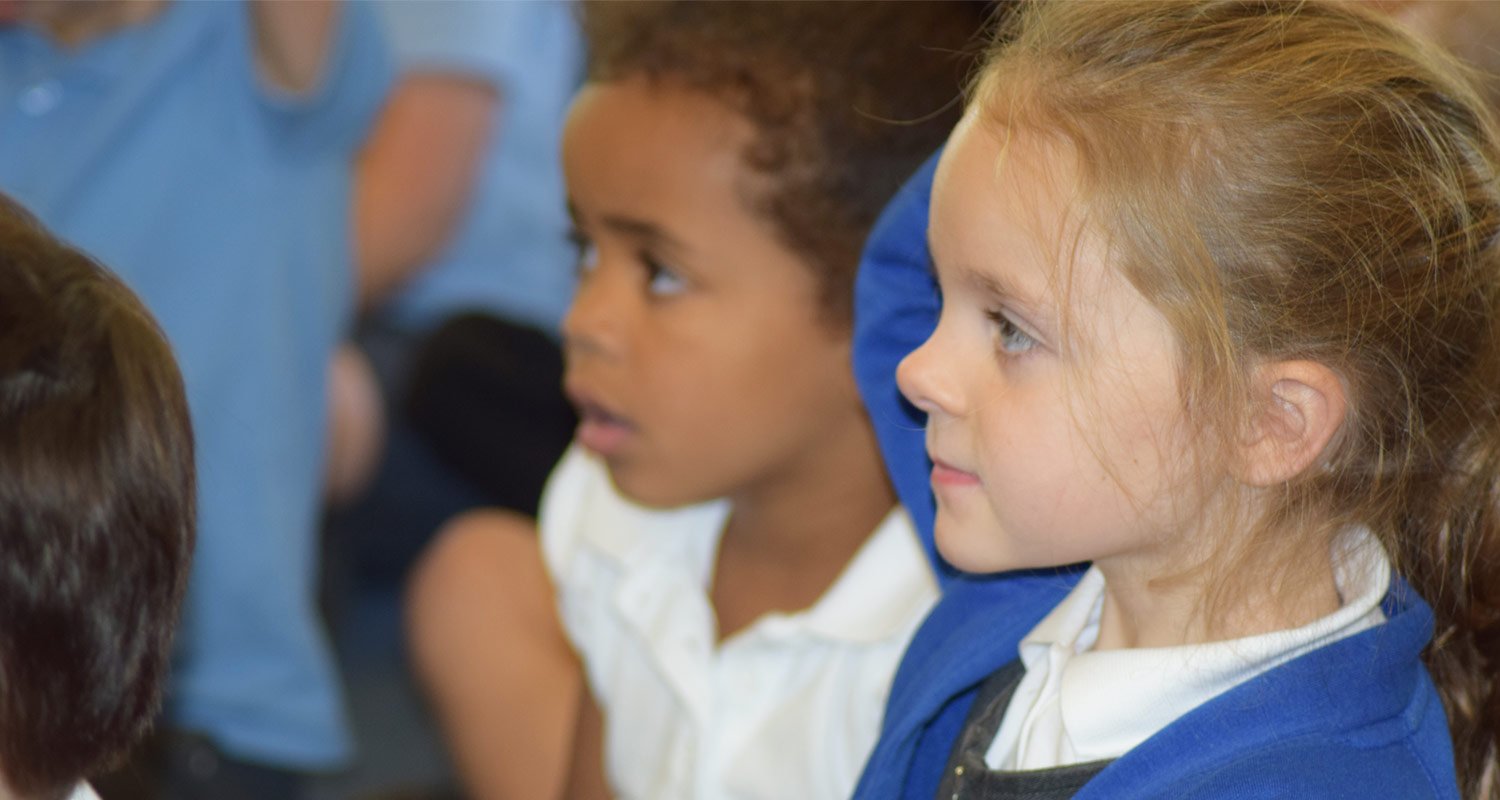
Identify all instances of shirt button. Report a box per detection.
[18,80,61,116]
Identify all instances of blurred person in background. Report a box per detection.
[0,1,391,797]
[324,0,583,610]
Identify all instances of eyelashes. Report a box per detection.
[643,256,686,296]
[567,228,597,275]
[566,228,686,297]
[986,309,1038,356]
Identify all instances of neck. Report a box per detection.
[1092,525,1342,650]
[23,0,166,48]
[709,409,895,640]
[721,412,895,566]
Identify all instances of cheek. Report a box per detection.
[1089,363,1193,493]
[639,357,726,439]
[638,328,794,443]
[1046,390,1192,544]
[973,382,1153,535]
[978,405,1090,510]
[608,353,731,506]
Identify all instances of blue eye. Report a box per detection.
[987,309,1036,355]
[645,257,686,297]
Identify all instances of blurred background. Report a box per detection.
[2,1,581,797]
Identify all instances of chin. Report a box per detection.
[934,521,1017,575]
[604,463,702,511]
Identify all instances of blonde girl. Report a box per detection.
[854,1,1500,798]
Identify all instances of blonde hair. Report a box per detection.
[977,1,1500,795]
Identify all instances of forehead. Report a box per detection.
[932,114,1166,351]
[930,114,1088,301]
[562,79,824,303]
[562,80,757,224]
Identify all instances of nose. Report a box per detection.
[896,330,960,419]
[562,265,628,361]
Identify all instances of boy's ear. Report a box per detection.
[1233,360,1347,486]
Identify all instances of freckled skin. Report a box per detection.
[898,114,1195,579]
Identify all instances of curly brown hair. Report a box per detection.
[581,0,994,325]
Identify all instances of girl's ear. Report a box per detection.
[1233,360,1347,486]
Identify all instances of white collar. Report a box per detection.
[610,503,936,647]
[748,506,935,644]
[985,528,1391,770]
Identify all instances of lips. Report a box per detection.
[566,384,636,458]
[930,456,980,487]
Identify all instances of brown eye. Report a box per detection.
[567,229,598,276]
[643,254,686,297]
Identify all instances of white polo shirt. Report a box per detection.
[540,446,939,800]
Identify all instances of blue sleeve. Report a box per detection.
[374,0,571,94]
[852,149,953,584]
[255,0,396,155]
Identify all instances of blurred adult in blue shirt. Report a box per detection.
[0,2,392,796]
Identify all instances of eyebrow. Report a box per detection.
[927,231,1048,313]
[961,266,1027,306]
[567,203,690,258]
[955,260,1056,330]
[927,229,1035,307]
[926,213,1064,337]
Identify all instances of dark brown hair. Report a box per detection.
[582,0,994,325]
[0,195,194,799]
[978,1,1500,795]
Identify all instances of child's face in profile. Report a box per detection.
[898,113,1198,576]
[560,79,856,508]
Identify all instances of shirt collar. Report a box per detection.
[772,506,938,644]
[1,1,202,88]
[1004,528,1391,766]
[611,504,936,649]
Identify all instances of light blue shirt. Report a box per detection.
[0,1,392,768]
[373,0,583,335]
